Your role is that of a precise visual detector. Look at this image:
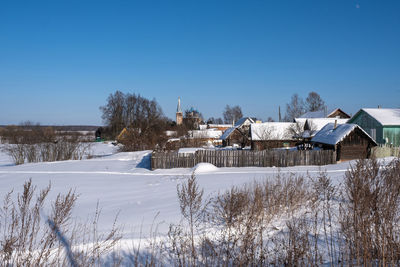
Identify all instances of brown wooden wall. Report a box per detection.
[338,128,373,161]
[251,140,298,151]
[315,128,375,161]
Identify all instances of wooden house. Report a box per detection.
[250,122,297,150]
[348,108,400,147]
[311,123,377,161]
[220,117,254,148]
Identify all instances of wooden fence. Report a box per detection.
[151,149,336,170]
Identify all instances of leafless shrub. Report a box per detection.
[0,179,121,266]
[271,216,313,266]
[164,173,312,266]
[2,125,92,165]
[168,172,204,266]
[339,158,400,265]
[310,170,338,265]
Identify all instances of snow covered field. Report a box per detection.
[0,142,352,237]
[0,142,396,264]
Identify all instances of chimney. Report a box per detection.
[278,106,282,122]
[334,120,337,129]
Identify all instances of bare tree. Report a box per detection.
[100,91,168,150]
[207,117,223,124]
[223,105,243,124]
[306,92,325,112]
[99,91,125,138]
[288,120,318,140]
[284,94,305,122]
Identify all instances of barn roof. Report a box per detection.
[234,117,254,127]
[359,108,400,126]
[251,122,296,141]
[311,123,377,146]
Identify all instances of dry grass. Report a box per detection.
[0,179,121,266]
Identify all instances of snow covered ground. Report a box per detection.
[0,142,354,238]
[0,142,395,263]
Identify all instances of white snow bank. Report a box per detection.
[89,142,120,157]
[191,163,218,173]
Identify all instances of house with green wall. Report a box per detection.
[348,108,400,146]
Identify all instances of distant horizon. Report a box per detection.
[2,104,400,127]
[1,1,399,125]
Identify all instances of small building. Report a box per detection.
[311,123,377,161]
[250,122,297,150]
[348,108,400,146]
[220,117,254,148]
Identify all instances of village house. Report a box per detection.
[348,108,400,147]
[311,123,377,161]
[220,117,254,148]
[250,122,298,150]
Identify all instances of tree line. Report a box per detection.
[99,90,326,151]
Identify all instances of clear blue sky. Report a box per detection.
[1,0,399,125]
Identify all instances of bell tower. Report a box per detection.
[176,97,183,125]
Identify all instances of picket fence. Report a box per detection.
[151,149,336,170]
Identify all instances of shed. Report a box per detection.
[311,123,377,161]
[348,108,400,146]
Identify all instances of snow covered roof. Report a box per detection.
[295,118,349,132]
[200,124,232,130]
[220,127,236,140]
[359,108,400,126]
[234,117,254,127]
[189,129,222,139]
[311,123,376,146]
[207,124,232,128]
[165,130,177,137]
[251,122,296,141]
